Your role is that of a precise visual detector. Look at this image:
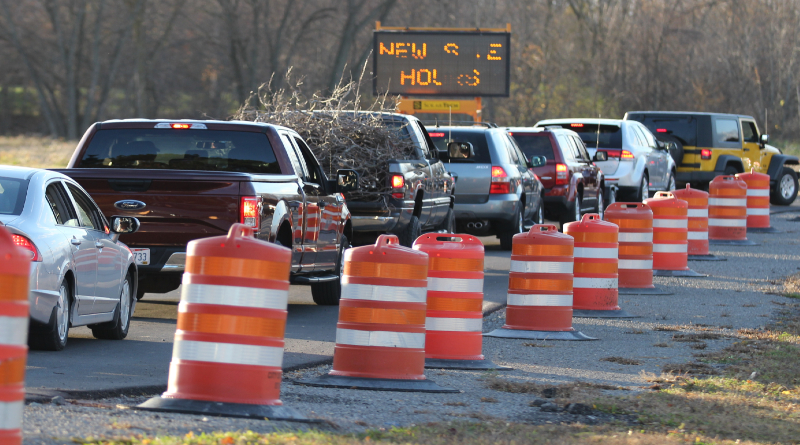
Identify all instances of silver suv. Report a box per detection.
[426,125,544,250]
[535,119,676,201]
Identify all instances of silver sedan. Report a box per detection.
[0,166,139,351]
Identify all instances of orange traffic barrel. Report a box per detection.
[644,192,705,277]
[672,185,724,261]
[564,214,634,318]
[737,169,779,233]
[138,224,308,420]
[0,226,30,445]
[485,225,595,340]
[708,175,758,245]
[413,234,513,368]
[298,235,457,392]
[604,203,671,295]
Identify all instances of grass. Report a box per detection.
[0,135,75,168]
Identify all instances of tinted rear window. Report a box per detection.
[0,177,28,215]
[546,124,622,149]
[510,134,555,162]
[79,129,282,174]
[427,130,491,163]
[638,117,698,146]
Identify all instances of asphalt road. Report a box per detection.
[25,233,515,398]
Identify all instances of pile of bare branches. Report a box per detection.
[234,71,417,201]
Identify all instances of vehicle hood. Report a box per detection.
[765,144,784,156]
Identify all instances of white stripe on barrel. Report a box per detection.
[0,401,24,430]
[181,282,288,310]
[573,277,618,289]
[746,208,770,216]
[342,283,427,303]
[0,317,29,346]
[510,260,572,274]
[709,197,748,207]
[173,340,284,367]
[746,189,770,197]
[425,317,483,332]
[687,231,709,240]
[507,294,573,306]
[652,218,688,229]
[335,328,425,349]
[428,277,484,293]
[687,209,708,218]
[653,243,688,253]
[573,247,618,259]
[619,259,653,270]
[709,218,746,227]
[618,232,653,243]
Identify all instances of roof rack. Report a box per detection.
[421,120,498,128]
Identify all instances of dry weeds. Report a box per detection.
[0,135,75,168]
[600,357,641,366]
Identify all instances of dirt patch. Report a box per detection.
[661,362,720,375]
[600,356,641,365]
[672,333,723,342]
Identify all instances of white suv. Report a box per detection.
[534,118,676,201]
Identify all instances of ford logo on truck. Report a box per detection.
[114,200,147,211]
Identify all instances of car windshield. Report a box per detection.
[510,133,554,162]
[545,124,622,149]
[78,129,282,174]
[427,129,492,163]
[640,117,698,146]
[0,177,28,215]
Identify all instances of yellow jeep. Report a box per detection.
[624,111,798,205]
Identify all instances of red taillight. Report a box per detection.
[656,128,668,133]
[428,132,445,137]
[171,123,191,129]
[507,132,513,136]
[555,163,568,185]
[701,149,712,160]
[240,196,261,230]
[391,192,404,199]
[621,150,634,159]
[490,166,511,194]
[12,234,41,261]
[570,123,584,128]
[391,175,405,188]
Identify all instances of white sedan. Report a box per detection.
[0,166,139,351]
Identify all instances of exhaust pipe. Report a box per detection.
[473,221,484,229]
[466,222,476,229]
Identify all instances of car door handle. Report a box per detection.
[71,238,82,246]
[95,242,104,249]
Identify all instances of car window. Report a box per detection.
[44,181,78,226]
[556,135,575,161]
[293,136,323,185]
[629,125,646,147]
[638,116,697,147]
[413,121,437,160]
[503,134,520,165]
[573,136,591,162]
[510,133,555,162]
[716,119,740,143]
[637,125,657,148]
[508,135,529,167]
[0,177,28,216]
[281,134,307,179]
[742,121,759,143]
[427,129,492,163]
[66,183,104,231]
[548,123,623,149]
[79,129,281,174]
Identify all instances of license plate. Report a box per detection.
[131,248,150,265]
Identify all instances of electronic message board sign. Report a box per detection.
[373,30,510,97]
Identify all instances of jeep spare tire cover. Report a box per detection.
[656,134,684,165]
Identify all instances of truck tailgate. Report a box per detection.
[58,169,245,247]
[446,163,491,204]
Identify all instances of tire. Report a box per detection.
[311,235,350,305]
[434,206,455,233]
[29,280,71,351]
[633,173,649,202]
[499,204,523,250]
[559,192,582,226]
[667,171,676,192]
[534,199,544,225]
[136,286,146,301]
[771,167,799,206]
[724,165,739,176]
[595,187,604,219]
[91,273,134,340]
[396,215,422,247]
[656,135,684,165]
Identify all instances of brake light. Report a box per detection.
[171,123,190,129]
[490,166,511,194]
[555,163,568,185]
[428,132,445,138]
[240,196,261,230]
[154,122,208,129]
[12,234,41,261]
[656,128,668,133]
[701,149,712,160]
[507,132,513,136]
[391,175,405,189]
[621,150,634,159]
[570,123,584,128]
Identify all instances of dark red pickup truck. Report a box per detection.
[59,119,358,305]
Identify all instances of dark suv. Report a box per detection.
[507,127,606,224]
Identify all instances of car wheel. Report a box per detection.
[91,273,134,340]
[499,205,523,250]
[311,235,349,305]
[30,281,71,351]
[535,199,544,225]
[724,165,739,176]
[771,167,798,206]
[435,206,455,233]
[396,215,422,247]
[559,192,582,226]
[667,171,676,191]
[595,187,604,219]
[634,173,649,202]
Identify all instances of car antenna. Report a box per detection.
[595,114,601,150]
[448,107,452,164]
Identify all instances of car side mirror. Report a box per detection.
[530,155,546,168]
[760,133,769,147]
[448,141,474,159]
[593,151,608,162]
[656,140,666,150]
[336,169,359,193]
[109,216,140,242]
